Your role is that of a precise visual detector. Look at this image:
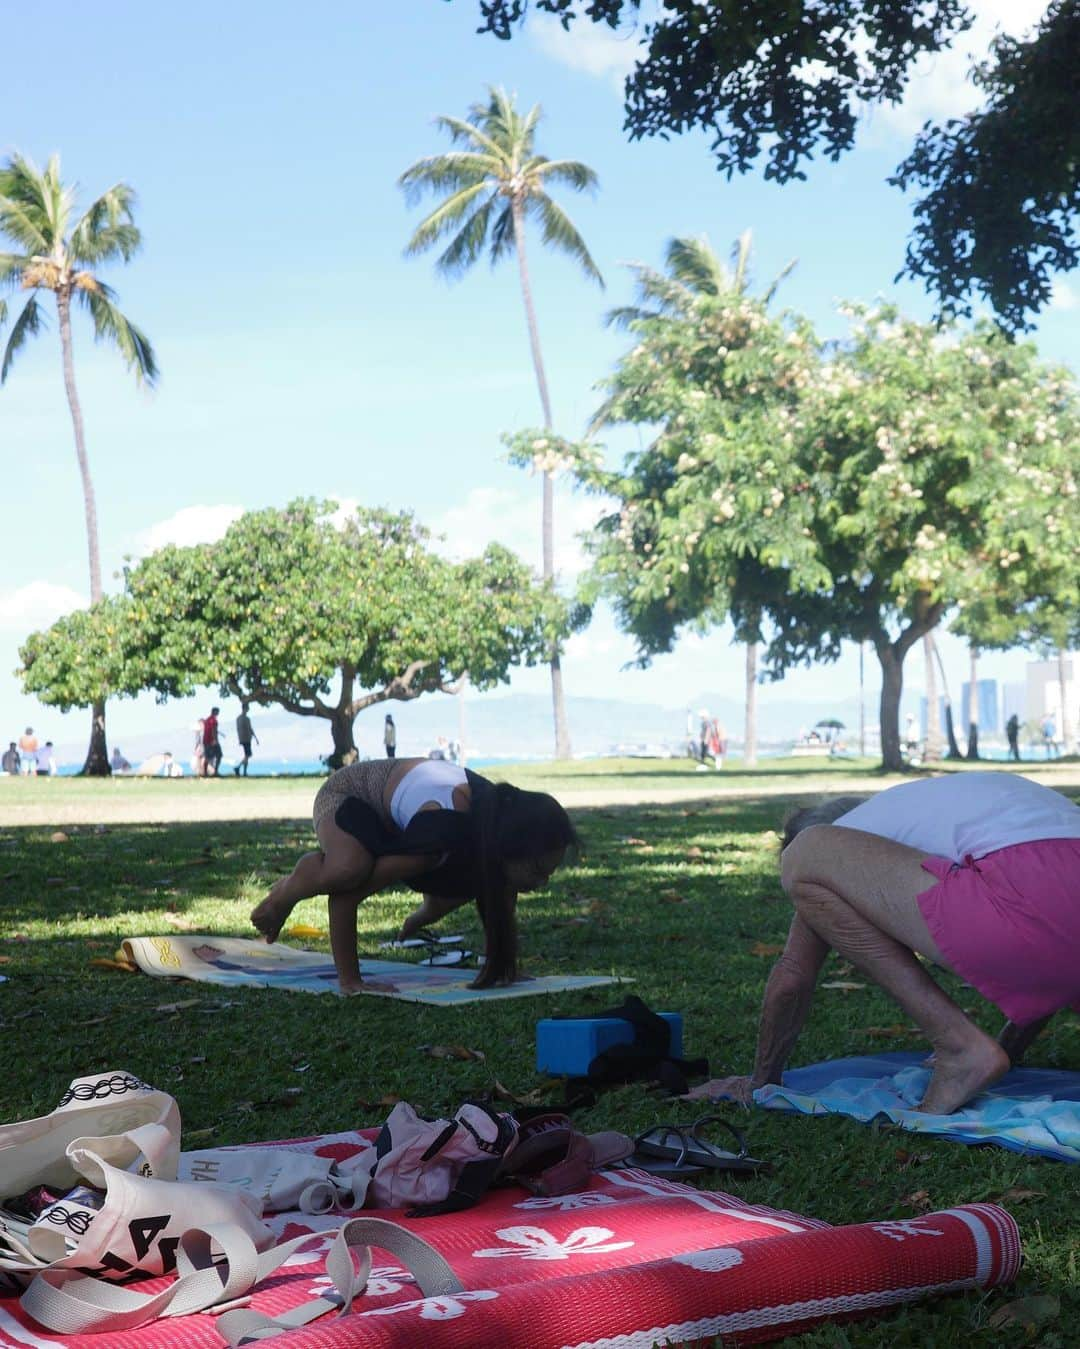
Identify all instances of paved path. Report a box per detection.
[3,763,1078,827]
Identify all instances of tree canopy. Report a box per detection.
[571,282,1080,768]
[20,500,567,766]
[452,0,1079,329]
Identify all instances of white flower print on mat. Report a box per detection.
[307,1264,415,1300]
[513,1191,616,1212]
[473,1225,634,1261]
[672,1248,744,1273]
[363,1290,498,1321]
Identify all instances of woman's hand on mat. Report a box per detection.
[683,1076,756,1107]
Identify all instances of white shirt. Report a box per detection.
[390,760,468,830]
[835,772,1080,861]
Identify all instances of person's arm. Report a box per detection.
[686,915,830,1103]
[997,1014,1053,1065]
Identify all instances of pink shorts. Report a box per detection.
[919,839,1080,1026]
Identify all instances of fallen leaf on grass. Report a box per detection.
[183,1127,216,1145]
[164,914,198,930]
[620,837,649,846]
[357,1092,402,1110]
[285,924,327,939]
[901,1189,933,1212]
[750,942,784,957]
[864,1024,919,1038]
[987,1294,1059,1333]
[894,1148,932,1170]
[686,846,705,861]
[50,832,69,844]
[0,956,10,965]
[156,999,203,1015]
[89,957,138,973]
[78,1015,110,1027]
[821,981,867,992]
[997,1187,1046,1204]
[45,877,65,887]
[659,890,687,904]
[419,1044,486,1062]
[7,934,28,943]
[491,1079,561,1106]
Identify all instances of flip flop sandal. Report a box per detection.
[419,948,474,967]
[379,933,465,950]
[630,1115,770,1178]
[628,1126,706,1178]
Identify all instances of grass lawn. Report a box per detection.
[1,759,1077,1346]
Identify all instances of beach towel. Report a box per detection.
[749,1051,1080,1162]
[120,935,622,1006]
[0,1127,1021,1347]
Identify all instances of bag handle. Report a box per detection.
[20,1215,461,1338]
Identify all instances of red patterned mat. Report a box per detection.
[0,1130,1021,1348]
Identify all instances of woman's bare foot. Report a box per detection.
[918,1030,1010,1115]
[340,977,397,995]
[250,882,297,943]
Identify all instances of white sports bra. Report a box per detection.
[390,760,469,831]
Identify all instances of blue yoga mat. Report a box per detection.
[752,1051,1080,1163]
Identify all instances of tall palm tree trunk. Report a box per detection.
[743,640,758,768]
[1057,648,1073,754]
[923,634,942,762]
[57,290,110,776]
[966,644,980,759]
[511,198,571,759]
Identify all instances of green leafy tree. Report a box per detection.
[597,230,796,765]
[399,85,603,759]
[455,1,1079,329]
[0,153,157,774]
[20,501,566,767]
[554,246,823,758]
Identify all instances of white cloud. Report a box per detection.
[1049,279,1077,311]
[528,10,647,92]
[427,483,606,581]
[132,504,245,556]
[866,0,1050,141]
[0,580,87,634]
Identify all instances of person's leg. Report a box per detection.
[251,815,376,942]
[781,825,1009,1113]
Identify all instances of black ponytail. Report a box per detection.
[470,783,577,989]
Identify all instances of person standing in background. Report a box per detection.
[2,743,20,775]
[384,714,397,759]
[36,741,57,775]
[202,707,223,776]
[1006,713,1021,762]
[234,702,259,776]
[17,728,38,776]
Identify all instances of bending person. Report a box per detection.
[251,757,575,993]
[691,772,1080,1115]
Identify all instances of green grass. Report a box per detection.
[1,761,1077,1346]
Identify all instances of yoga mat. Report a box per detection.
[750,1051,1080,1162]
[120,935,623,1005]
[0,1129,1021,1348]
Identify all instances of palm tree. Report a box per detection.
[0,153,157,774]
[603,231,795,768]
[399,87,602,760]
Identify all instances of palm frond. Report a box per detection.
[0,251,28,292]
[531,158,599,193]
[431,114,506,159]
[77,288,158,385]
[763,257,798,307]
[70,183,140,264]
[627,261,698,315]
[665,235,730,296]
[0,154,52,253]
[398,152,498,204]
[604,303,652,331]
[489,203,515,264]
[730,229,753,292]
[530,195,604,288]
[403,182,492,257]
[1,294,45,384]
[435,198,497,278]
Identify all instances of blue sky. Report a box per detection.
[1,0,1072,758]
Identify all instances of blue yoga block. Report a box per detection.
[536,1013,683,1076]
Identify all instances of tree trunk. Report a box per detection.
[966,645,980,760]
[858,641,866,757]
[743,640,758,768]
[1058,648,1073,755]
[326,710,358,770]
[57,291,111,776]
[929,634,963,759]
[923,635,942,763]
[877,644,905,771]
[512,199,571,760]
